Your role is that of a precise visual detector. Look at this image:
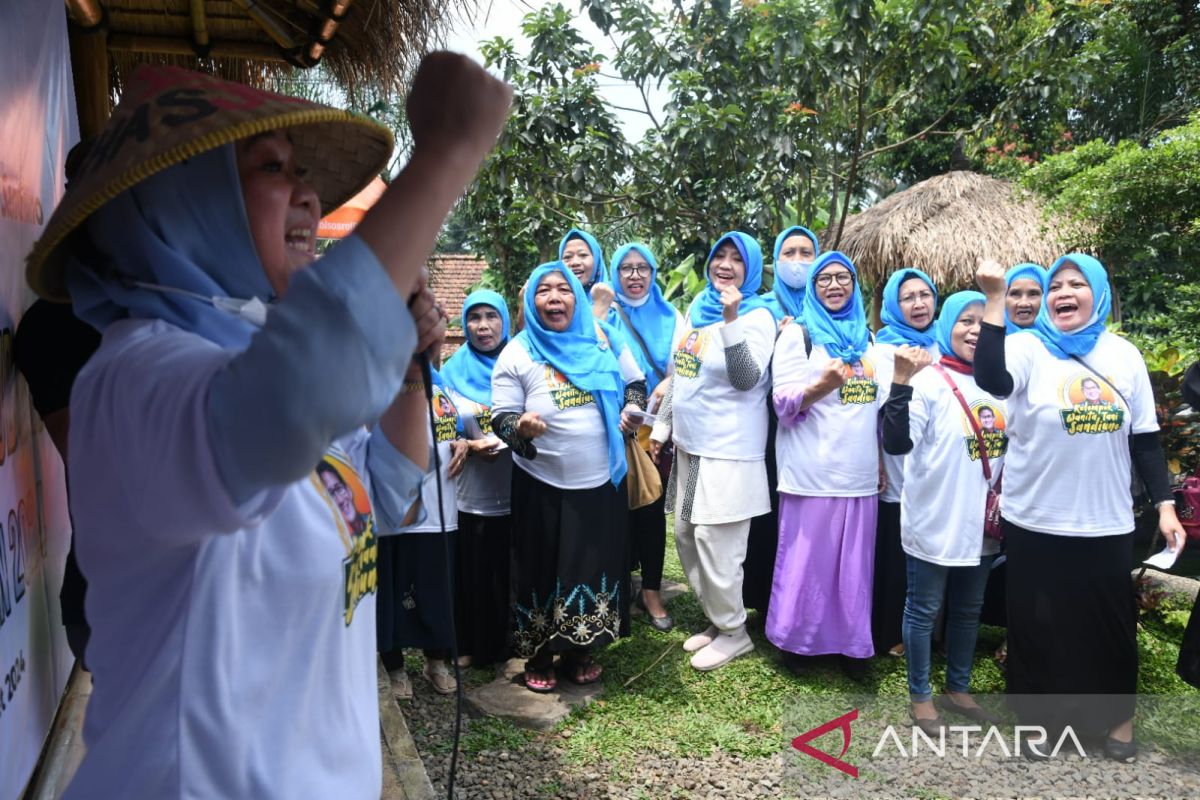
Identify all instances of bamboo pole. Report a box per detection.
[67,24,110,138]
[231,0,299,49]
[108,34,287,62]
[64,0,103,28]
[191,0,210,49]
[308,0,354,63]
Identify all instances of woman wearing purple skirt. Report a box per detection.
[766,252,888,680]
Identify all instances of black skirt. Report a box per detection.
[376,530,457,654]
[1004,519,1137,734]
[871,500,906,651]
[742,398,779,614]
[455,511,513,666]
[510,466,630,659]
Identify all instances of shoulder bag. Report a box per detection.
[933,364,1003,541]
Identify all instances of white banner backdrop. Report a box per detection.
[0,4,78,798]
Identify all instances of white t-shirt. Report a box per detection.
[66,321,406,800]
[491,332,643,490]
[670,308,776,461]
[900,367,1007,565]
[773,330,890,497]
[875,341,940,503]
[1000,330,1158,536]
[447,389,512,517]
[401,384,460,533]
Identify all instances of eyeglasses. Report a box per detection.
[815,271,854,288]
[899,290,934,304]
[618,265,651,278]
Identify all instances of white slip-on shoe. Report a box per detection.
[683,624,719,653]
[423,659,458,695]
[388,669,412,701]
[690,628,754,671]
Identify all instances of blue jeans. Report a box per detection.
[903,554,994,702]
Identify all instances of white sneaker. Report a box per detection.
[690,628,754,671]
[683,624,719,653]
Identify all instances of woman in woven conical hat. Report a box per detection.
[26,54,510,799]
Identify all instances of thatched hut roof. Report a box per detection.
[831,171,1071,289]
[65,1,464,135]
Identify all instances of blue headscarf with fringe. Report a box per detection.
[934,290,986,363]
[66,145,269,350]
[440,289,511,406]
[1004,262,1046,335]
[517,262,627,487]
[688,231,772,328]
[764,225,819,321]
[801,251,870,364]
[558,228,606,292]
[608,243,677,393]
[876,268,938,348]
[1031,253,1112,359]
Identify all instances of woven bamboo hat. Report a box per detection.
[27,64,393,301]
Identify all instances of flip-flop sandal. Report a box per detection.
[565,656,603,686]
[523,666,557,693]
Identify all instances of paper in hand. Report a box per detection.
[1143,545,1182,571]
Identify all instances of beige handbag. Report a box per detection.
[625,435,663,510]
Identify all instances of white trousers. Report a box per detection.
[672,452,751,632]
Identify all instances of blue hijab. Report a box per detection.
[1004,262,1046,335]
[875,268,939,348]
[765,225,819,320]
[934,291,986,362]
[558,228,606,291]
[608,243,677,392]
[517,262,627,487]
[1031,253,1112,359]
[66,145,270,349]
[688,231,773,328]
[801,251,870,364]
[440,289,511,407]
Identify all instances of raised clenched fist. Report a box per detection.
[975,258,1007,300]
[407,52,512,159]
[893,345,932,385]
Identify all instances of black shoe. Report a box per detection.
[934,694,1002,725]
[1019,737,1052,761]
[839,655,870,683]
[908,707,944,738]
[634,591,674,632]
[1103,735,1137,763]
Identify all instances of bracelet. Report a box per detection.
[1156,499,1176,509]
[401,381,425,395]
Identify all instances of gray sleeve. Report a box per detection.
[724,341,763,391]
[207,236,416,505]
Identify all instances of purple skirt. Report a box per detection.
[766,493,878,658]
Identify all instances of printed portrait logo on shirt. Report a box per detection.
[672,329,708,378]
[839,359,878,405]
[312,452,378,626]
[963,401,1009,461]
[431,388,460,443]
[544,365,594,410]
[1059,373,1125,435]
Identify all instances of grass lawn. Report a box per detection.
[453,523,1199,771]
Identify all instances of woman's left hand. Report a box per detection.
[620,404,642,434]
[447,439,470,479]
[1158,503,1186,553]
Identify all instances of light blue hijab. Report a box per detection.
[801,251,870,364]
[557,228,606,292]
[934,290,986,363]
[66,145,270,349]
[608,243,677,392]
[764,225,819,321]
[1004,262,1046,335]
[1031,254,1112,359]
[875,268,938,348]
[517,262,627,487]
[688,231,772,328]
[440,289,511,407]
